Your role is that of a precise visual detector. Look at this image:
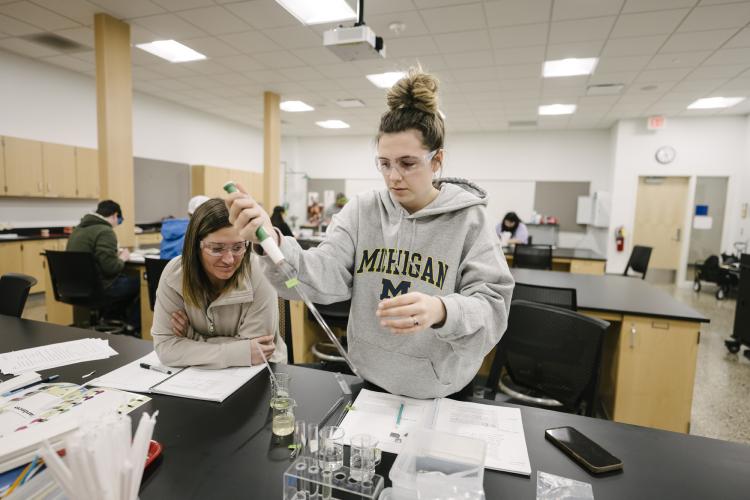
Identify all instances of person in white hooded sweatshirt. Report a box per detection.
[227,68,514,399]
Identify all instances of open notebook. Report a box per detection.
[88,352,265,403]
[338,389,532,476]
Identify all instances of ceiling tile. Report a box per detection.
[635,67,692,81]
[545,40,603,59]
[181,36,240,57]
[434,30,491,53]
[686,64,747,79]
[301,79,342,92]
[549,16,616,44]
[182,59,232,76]
[458,80,500,93]
[444,50,494,69]
[588,70,639,84]
[596,55,650,71]
[602,35,667,56]
[263,25,322,49]
[130,46,166,66]
[132,13,207,39]
[648,50,711,68]
[40,53,93,73]
[496,63,542,79]
[611,9,689,37]
[670,78,726,92]
[489,23,547,49]
[151,0,215,11]
[131,65,166,81]
[622,0,698,13]
[494,45,546,65]
[314,62,364,78]
[0,36,58,56]
[293,46,342,65]
[225,1,303,30]
[678,3,750,32]
[385,35,439,57]
[367,0,415,14]
[0,1,80,30]
[252,49,306,69]
[451,66,498,82]
[54,27,94,48]
[151,78,195,91]
[725,27,750,48]
[177,6,250,35]
[702,46,750,66]
[278,65,326,81]
[553,0,625,21]
[485,0,552,27]
[420,3,486,34]
[147,61,196,77]
[215,54,266,71]
[0,13,36,35]
[30,0,100,26]
[499,77,542,90]
[366,10,429,38]
[88,0,165,18]
[220,30,283,53]
[660,28,736,52]
[245,68,285,83]
[211,72,255,86]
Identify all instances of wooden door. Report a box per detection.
[20,239,60,294]
[0,242,24,279]
[43,143,77,198]
[633,177,689,270]
[4,137,43,197]
[75,147,100,198]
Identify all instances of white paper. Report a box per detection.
[0,372,41,394]
[338,389,436,454]
[434,399,531,476]
[152,365,265,402]
[88,352,178,393]
[693,215,712,230]
[0,339,118,375]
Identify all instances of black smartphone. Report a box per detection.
[545,426,623,474]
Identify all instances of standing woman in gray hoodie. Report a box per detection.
[227,68,514,399]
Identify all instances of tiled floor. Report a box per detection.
[21,283,750,445]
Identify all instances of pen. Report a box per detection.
[2,374,60,397]
[396,402,404,426]
[139,363,173,375]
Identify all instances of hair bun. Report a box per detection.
[386,68,439,115]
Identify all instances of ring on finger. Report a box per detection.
[411,316,419,326]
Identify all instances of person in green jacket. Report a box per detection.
[66,200,140,332]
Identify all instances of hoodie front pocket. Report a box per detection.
[351,337,452,399]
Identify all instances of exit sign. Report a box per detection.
[648,115,666,130]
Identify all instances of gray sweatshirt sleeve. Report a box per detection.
[262,199,358,305]
[434,217,514,357]
[152,262,253,369]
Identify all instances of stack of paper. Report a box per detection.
[0,339,118,375]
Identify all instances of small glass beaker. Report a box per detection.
[270,372,290,407]
[319,426,345,471]
[271,396,295,436]
[349,434,377,482]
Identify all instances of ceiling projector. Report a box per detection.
[323,24,385,61]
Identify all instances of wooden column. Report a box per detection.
[94,13,135,247]
[263,91,281,209]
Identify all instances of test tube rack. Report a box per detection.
[283,456,384,500]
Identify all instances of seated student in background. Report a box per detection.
[67,199,140,331]
[226,68,513,400]
[160,195,209,260]
[152,198,287,368]
[496,211,529,244]
[271,205,294,237]
[324,193,348,224]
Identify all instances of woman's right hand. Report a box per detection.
[225,182,277,244]
[250,335,276,365]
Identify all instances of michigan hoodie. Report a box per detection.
[263,178,514,399]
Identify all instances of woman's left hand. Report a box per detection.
[171,310,190,337]
[376,292,446,334]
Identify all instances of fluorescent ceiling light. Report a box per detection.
[280,100,314,112]
[366,71,406,89]
[687,97,745,109]
[275,0,356,25]
[135,40,206,63]
[538,104,577,115]
[316,120,350,129]
[543,58,598,78]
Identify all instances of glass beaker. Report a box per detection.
[319,426,345,471]
[270,372,290,407]
[271,397,295,436]
[349,434,377,482]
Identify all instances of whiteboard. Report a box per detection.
[345,178,535,227]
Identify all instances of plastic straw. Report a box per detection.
[255,341,277,389]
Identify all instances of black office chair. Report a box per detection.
[512,282,577,310]
[309,299,351,372]
[623,245,652,279]
[485,300,609,416]
[144,257,171,311]
[513,244,553,270]
[45,250,130,333]
[0,273,38,317]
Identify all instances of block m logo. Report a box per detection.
[380,278,411,299]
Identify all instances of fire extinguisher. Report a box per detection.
[615,226,625,252]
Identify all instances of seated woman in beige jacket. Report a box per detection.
[152,198,287,368]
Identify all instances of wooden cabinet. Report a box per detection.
[0,241,24,278]
[42,143,77,198]
[135,232,162,247]
[192,165,264,201]
[75,147,99,199]
[609,316,700,433]
[20,239,63,294]
[0,138,5,194]
[569,259,606,275]
[3,137,44,197]
[235,170,264,203]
